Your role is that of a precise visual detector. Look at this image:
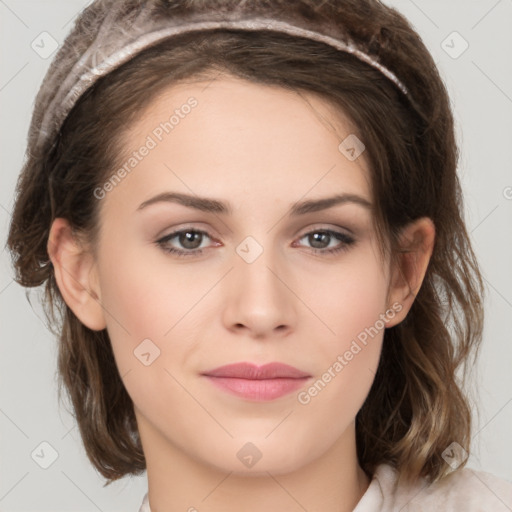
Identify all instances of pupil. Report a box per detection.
[181,231,201,249]
[311,232,329,249]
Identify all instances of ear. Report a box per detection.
[385,217,435,328]
[47,218,107,331]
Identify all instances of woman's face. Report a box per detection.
[88,75,400,475]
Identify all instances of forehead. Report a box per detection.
[104,74,373,215]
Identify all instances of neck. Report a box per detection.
[139,416,370,512]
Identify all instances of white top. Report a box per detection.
[138,463,512,511]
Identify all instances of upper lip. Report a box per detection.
[202,362,311,379]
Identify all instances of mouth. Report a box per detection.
[201,362,311,401]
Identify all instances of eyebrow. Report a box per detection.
[137,191,372,215]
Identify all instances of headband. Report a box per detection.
[36,15,409,152]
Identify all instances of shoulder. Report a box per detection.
[138,492,150,512]
[370,464,512,512]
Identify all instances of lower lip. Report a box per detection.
[203,376,310,401]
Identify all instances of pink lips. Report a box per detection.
[201,362,311,401]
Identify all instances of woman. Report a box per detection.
[7,0,512,510]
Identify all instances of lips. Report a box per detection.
[201,362,311,401]
[202,362,311,379]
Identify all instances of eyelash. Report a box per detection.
[156,227,356,258]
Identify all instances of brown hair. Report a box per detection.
[7,0,484,486]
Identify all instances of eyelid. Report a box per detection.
[295,223,354,237]
[157,227,221,246]
[155,221,216,238]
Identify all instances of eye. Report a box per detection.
[294,229,356,255]
[156,228,216,257]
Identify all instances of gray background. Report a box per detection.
[1,1,511,511]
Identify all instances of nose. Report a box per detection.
[221,242,297,339]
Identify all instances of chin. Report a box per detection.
[194,434,318,477]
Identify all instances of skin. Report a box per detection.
[48,74,435,512]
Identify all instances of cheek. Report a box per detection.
[95,246,203,417]
[94,238,195,370]
[307,245,389,348]
[298,247,389,410]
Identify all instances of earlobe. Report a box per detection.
[47,218,107,331]
[385,217,436,328]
